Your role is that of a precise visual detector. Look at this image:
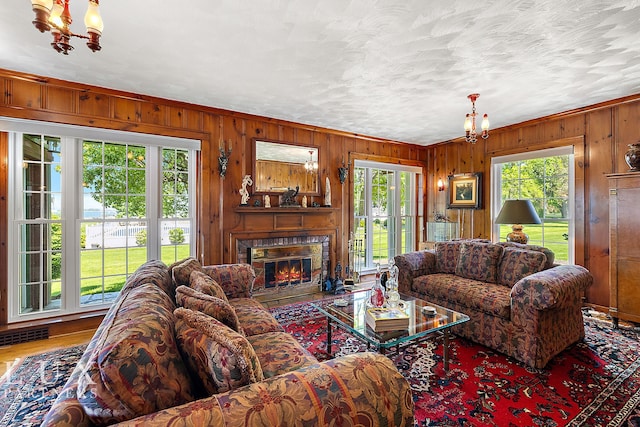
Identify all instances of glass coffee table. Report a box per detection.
[311,290,469,371]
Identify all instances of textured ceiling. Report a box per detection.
[2,0,640,145]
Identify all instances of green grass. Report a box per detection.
[498,222,569,262]
[50,245,190,298]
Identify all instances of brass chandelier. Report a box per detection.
[463,93,489,143]
[30,0,104,55]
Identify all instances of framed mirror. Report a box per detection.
[252,139,319,195]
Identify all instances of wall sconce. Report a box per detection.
[218,140,232,178]
[338,161,349,184]
[437,178,445,192]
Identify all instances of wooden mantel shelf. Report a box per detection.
[235,206,340,213]
[232,205,340,233]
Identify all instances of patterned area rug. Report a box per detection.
[272,303,640,427]
[0,344,86,427]
[1,305,638,426]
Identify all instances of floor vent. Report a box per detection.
[0,327,49,346]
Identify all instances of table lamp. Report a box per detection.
[495,199,541,244]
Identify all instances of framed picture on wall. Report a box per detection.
[447,173,482,209]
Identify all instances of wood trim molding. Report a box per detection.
[487,136,585,157]
[0,132,8,325]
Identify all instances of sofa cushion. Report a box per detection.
[455,242,504,283]
[412,273,511,320]
[496,241,555,269]
[189,270,228,303]
[202,264,255,298]
[497,247,548,287]
[176,285,242,333]
[247,331,318,378]
[120,259,173,298]
[233,299,285,336]
[174,307,264,397]
[171,257,203,287]
[77,283,194,426]
[434,241,461,273]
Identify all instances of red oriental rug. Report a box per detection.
[271,303,640,427]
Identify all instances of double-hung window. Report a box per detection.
[353,160,423,270]
[491,146,574,264]
[6,121,199,322]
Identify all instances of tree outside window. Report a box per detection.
[497,153,572,263]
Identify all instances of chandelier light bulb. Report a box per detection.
[464,114,472,132]
[32,0,54,10]
[84,0,103,33]
[49,0,64,31]
[31,0,54,32]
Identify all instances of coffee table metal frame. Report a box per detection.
[311,290,469,371]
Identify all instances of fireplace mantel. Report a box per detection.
[235,207,339,213]
[229,206,340,286]
[232,206,340,232]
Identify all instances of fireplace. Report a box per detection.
[237,235,330,298]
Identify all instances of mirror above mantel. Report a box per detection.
[253,139,319,195]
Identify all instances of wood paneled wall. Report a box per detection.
[1,66,638,327]
[425,95,640,311]
[0,68,423,327]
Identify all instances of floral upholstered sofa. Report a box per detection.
[42,258,414,427]
[394,239,593,369]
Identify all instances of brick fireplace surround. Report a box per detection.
[236,234,330,298]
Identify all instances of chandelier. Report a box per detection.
[304,150,318,173]
[30,0,104,55]
[463,93,489,143]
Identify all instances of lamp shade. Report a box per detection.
[495,199,541,225]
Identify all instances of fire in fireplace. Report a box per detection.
[247,242,323,295]
[264,258,312,287]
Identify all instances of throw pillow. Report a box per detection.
[175,285,242,333]
[495,242,555,269]
[202,264,256,299]
[455,241,504,283]
[170,257,202,287]
[434,241,461,273]
[497,247,547,287]
[174,307,264,397]
[189,270,228,303]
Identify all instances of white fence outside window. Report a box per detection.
[85,222,190,248]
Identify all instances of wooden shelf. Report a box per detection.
[235,206,339,213]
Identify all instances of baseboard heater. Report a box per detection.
[0,326,49,346]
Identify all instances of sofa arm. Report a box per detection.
[510,264,593,311]
[394,250,436,294]
[202,263,256,298]
[114,352,414,427]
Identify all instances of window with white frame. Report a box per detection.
[353,160,423,270]
[6,123,199,322]
[491,146,574,264]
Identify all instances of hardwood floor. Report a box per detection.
[0,329,95,378]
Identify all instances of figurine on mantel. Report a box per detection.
[302,195,307,208]
[323,177,331,207]
[240,175,252,206]
[264,194,271,208]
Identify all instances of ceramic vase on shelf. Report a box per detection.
[625,143,640,172]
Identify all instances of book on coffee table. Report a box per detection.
[365,307,410,332]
